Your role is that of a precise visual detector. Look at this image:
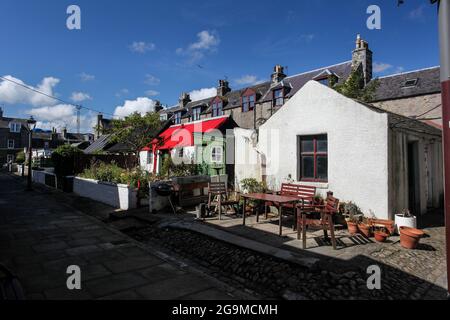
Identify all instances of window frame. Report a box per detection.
[241,89,256,113]
[7,139,15,149]
[297,134,328,183]
[6,154,14,163]
[174,112,182,125]
[147,151,153,165]
[316,77,329,86]
[211,98,223,118]
[211,146,223,163]
[192,107,201,121]
[9,123,21,133]
[273,88,284,107]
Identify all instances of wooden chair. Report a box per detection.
[265,183,316,230]
[207,182,240,220]
[297,194,340,250]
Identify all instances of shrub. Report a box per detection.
[15,151,25,164]
[240,178,267,194]
[51,145,82,177]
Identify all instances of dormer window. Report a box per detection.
[212,98,223,117]
[192,107,201,121]
[274,89,284,107]
[242,89,256,113]
[174,112,182,125]
[403,78,419,88]
[316,77,329,86]
[9,122,21,133]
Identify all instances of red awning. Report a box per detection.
[149,116,229,151]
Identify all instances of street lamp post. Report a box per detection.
[25,116,36,191]
[437,0,450,297]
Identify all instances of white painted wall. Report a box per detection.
[234,128,261,189]
[73,177,138,210]
[257,81,391,219]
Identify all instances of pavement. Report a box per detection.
[0,172,250,300]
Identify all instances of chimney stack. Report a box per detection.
[154,100,164,112]
[217,79,231,97]
[96,114,103,139]
[352,34,373,85]
[179,93,191,108]
[0,106,3,118]
[271,65,287,84]
[62,127,68,140]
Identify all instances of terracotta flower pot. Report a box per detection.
[358,223,372,238]
[374,231,388,243]
[400,227,424,249]
[347,222,359,235]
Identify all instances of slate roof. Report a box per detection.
[371,66,441,102]
[83,134,113,154]
[0,117,28,129]
[160,61,354,120]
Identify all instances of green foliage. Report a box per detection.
[105,112,162,154]
[79,162,157,188]
[51,145,82,177]
[160,156,203,177]
[334,70,379,102]
[240,178,267,194]
[15,151,25,164]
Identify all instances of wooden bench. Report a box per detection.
[265,183,317,230]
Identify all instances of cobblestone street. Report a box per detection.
[0,172,448,300]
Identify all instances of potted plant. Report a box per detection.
[400,226,424,249]
[374,228,389,242]
[358,218,372,238]
[343,202,362,235]
[395,209,417,234]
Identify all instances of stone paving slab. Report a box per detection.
[0,173,250,300]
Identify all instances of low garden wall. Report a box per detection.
[73,177,138,210]
[32,169,57,189]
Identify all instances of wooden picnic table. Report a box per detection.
[241,193,300,236]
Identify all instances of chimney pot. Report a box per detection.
[217,79,231,96]
[271,65,286,84]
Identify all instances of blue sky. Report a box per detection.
[0,0,441,132]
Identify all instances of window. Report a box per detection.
[148,152,154,164]
[274,89,284,107]
[160,114,168,121]
[298,135,328,182]
[242,94,256,112]
[7,139,14,149]
[316,78,329,86]
[403,78,419,88]
[7,154,14,163]
[178,148,184,158]
[9,123,21,133]
[44,142,50,149]
[192,107,201,121]
[174,112,182,125]
[211,146,223,163]
[212,101,223,117]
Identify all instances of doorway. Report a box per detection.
[407,142,421,216]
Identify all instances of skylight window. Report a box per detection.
[403,78,419,88]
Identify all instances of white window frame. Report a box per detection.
[7,139,14,149]
[147,152,153,165]
[6,154,14,163]
[211,146,223,163]
[9,123,21,133]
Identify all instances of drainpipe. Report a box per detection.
[437,0,450,297]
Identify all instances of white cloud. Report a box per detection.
[145,90,160,97]
[409,5,426,21]
[144,74,160,86]
[189,87,217,101]
[114,97,156,118]
[0,75,59,107]
[70,91,92,103]
[300,34,315,42]
[115,88,129,98]
[373,62,393,73]
[79,72,95,82]
[235,75,265,86]
[28,104,96,133]
[129,41,156,53]
[176,30,220,63]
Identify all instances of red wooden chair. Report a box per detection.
[297,194,340,250]
[265,183,316,230]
